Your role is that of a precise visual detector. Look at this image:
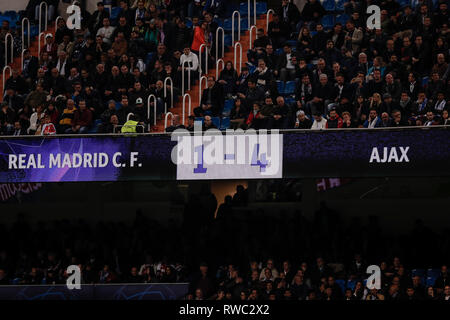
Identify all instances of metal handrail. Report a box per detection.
[126,112,134,121]
[21,49,27,71]
[215,27,224,61]
[39,1,48,35]
[55,16,64,30]
[181,61,191,95]
[2,66,12,96]
[248,0,257,27]
[163,77,173,113]
[182,93,191,125]
[164,112,174,129]
[216,58,224,79]
[232,10,241,45]
[266,9,275,33]
[147,94,157,128]
[4,33,13,66]
[199,75,208,105]
[234,42,242,74]
[21,18,30,52]
[249,25,258,50]
[198,43,208,76]
[38,32,45,58]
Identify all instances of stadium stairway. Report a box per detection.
[152,14,268,133]
[0,23,56,102]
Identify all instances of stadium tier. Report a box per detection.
[0,0,450,304]
[0,0,448,135]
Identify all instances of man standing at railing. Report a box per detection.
[179,46,199,92]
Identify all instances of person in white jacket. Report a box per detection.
[179,47,199,92]
[311,113,327,129]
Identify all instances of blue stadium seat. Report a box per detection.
[276,80,285,94]
[285,97,295,106]
[347,280,356,291]
[286,40,297,47]
[335,279,346,293]
[422,76,429,88]
[110,7,122,21]
[310,31,317,37]
[363,279,367,287]
[31,25,39,37]
[321,15,335,30]
[222,99,234,116]
[426,276,437,287]
[115,102,122,110]
[224,34,232,46]
[239,2,250,17]
[145,52,155,66]
[335,14,349,25]
[212,116,221,129]
[220,117,230,130]
[275,48,284,56]
[322,0,336,11]
[284,81,296,95]
[248,64,257,74]
[427,268,440,279]
[336,0,347,12]
[398,0,410,8]
[88,119,102,134]
[256,2,268,15]
[412,269,426,277]
[185,18,193,28]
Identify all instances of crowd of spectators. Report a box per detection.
[1,0,449,135]
[0,185,449,301]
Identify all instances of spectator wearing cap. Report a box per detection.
[133,97,147,126]
[43,33,58,62]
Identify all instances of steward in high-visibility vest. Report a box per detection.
[121,114,138,133]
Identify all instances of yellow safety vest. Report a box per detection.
[121,120,138,133]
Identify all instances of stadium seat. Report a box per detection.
[110,7,122,21]
[347,280,356,291]
[411,269,426,277]
[321,15,335,30]
[285,97,295,106]
[427,268,440,278]
[224,34,232,46]
[426,276,437,287]
[115,102,122,110]
[88,119,102,134]
[223,18,248,32]
[275,48,284,56]
[398,0,410,8]
[248,64,257,74]
[335,279,346,293]
[284,81,296,95]
[286,40,297,47]
[310,31,317,37]
[322,0,336,11]
[212,117,221,129]
[220,117,230,130]
[256,2,268,15]
[422,76,429,88]
[336,0,347,12]
[335,14,350,25]
[222,99,234,116]
[276,80,285,94]
[145,52,155,66]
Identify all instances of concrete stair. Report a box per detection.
[152,15,268,132]
[0,25,55,102]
